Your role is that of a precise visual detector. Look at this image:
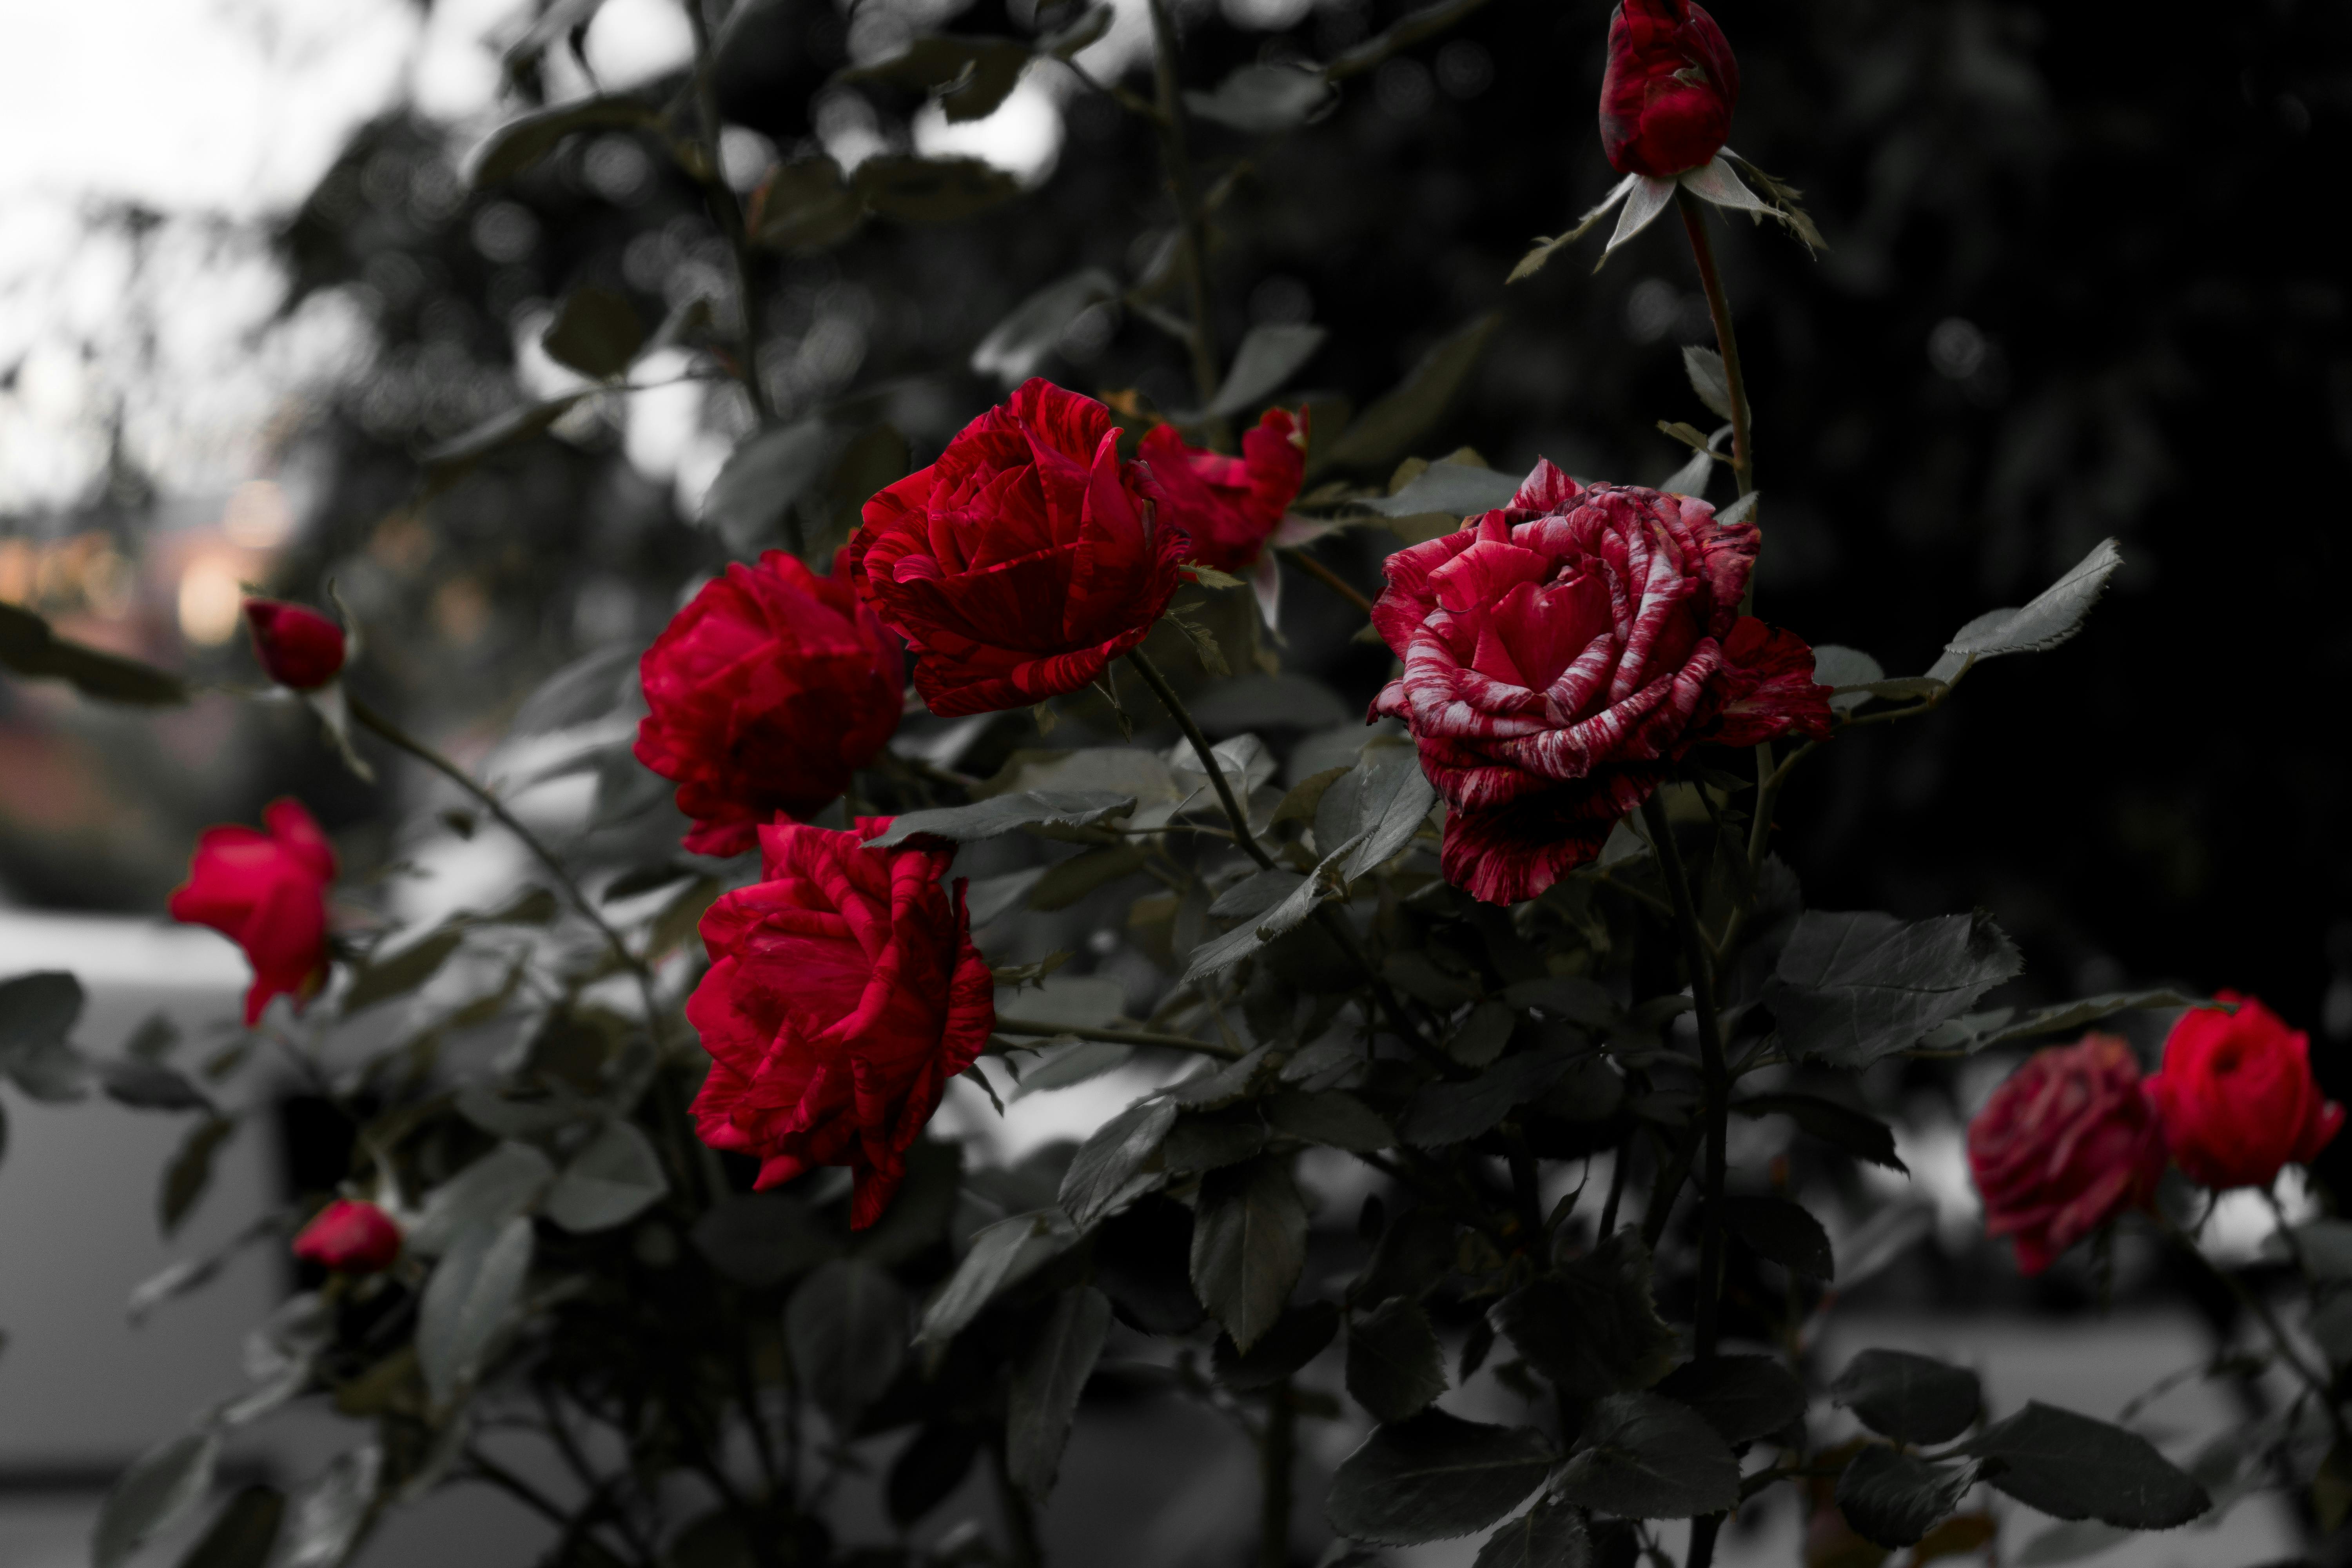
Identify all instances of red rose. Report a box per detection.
[1368,461,1831,904]
[849,378,1185,717]
[292,1198,403,1275]
[1967,1034,2167,1276]
[243,598,347,690]
[1138,408,1307,575]
[167,798,337,1026]
[635,549,904,858]
[1599,0,1740,179]
[2147,993,2344,1191]
[687,817,994,1228]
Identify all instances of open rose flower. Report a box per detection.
[1600,0,1740,178]
[2148,993,2343,1191]
[1369,461,1830,904]
[849,378,1185,717]
[244,597,348,690]
[635,549,904,858]
[1968,1034,2168,1276]
[167,798,338,1025]
[1138,408,1307,575]
[292,1198,403,1275]
[687,818,993,1228]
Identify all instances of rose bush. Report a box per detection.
[2147,992,2343,1191]
[1967,1033,2169,1275]
[849,377,1186,716]
[165,797,336,1025]
[1599,0,1740,178]
[1370,462,1829,902]
[635,548,904,857]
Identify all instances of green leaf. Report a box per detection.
[1321,0,1490,79]
[274,1445,379,1568]
[1028,844,1150,911]
[1184,63,1335,134]
[1720,1194,1835,1281]
[1006,1285,1111,1502]
[1836,1446,1977,1549]
[2292,1219,2352,1280]
[407,1142,555,1256]
[1214,1301,1338,1392]
[853,154,1024,223]
[1190,1154,1308,1354]
[0,969,85,1053]
[161,1116,238,1236]
[1266,1089,1393,1152]
[342,927,466,1014]
[1492,1233,1677,1401]
[510,642,641,735]
[917,1208,1078,1346]
[690,1192,840,1288]
[1359,462,1521,528]
[1554,1392,1739,1519]
[1202,323,1327,419]
[419,394,588,488]
[842,34,1031,122]
[177,1484,286,1568]
[417,1215,534,1404]
[1319,314,1501,474]
[699,418,834,554]
[1347,1297,1448,1423]
[1735,1093,1906,1172]
[95,1429,220,1568]
[1927,539,2123,683]
[1472,1497,1592,1568]
[789,1256,910,1426]
[544,1120,669,1232]
[541,285,644,379]
[1968,1402,2210,1528]
[1809,644,1887,712]
[1010,1039,1133,1097]
[1193,673,1353,737]
[1162,1112,1268,1173]
[1326,1409,1555,1545]
[971,269,1122,385]
[1913,990,2205,1056]
[1401,1044,1582,1148]
[1352,1206,1456,1307]
[1,604,189,705]
[869,789,1136,847]
[1767,909,2022,1069]
[100,1057,214,1113]
[1655,1355,1806,1445]
[1681,345,1740,424]
[747,156,866,252]
[1831,1349,1982,1446]
[472,96,661,186]
[854,1139,964,1267]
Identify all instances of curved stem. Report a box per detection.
[1127,649,1275,871]
[1145,0,1224,427]
[1278,546,1376,618]
[1641,794,1729,1359]
[995,1015,1244,1060]
[1675,189,1751,500]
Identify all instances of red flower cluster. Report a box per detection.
[2148,993,2342,1191]
[850,378,1187,716]
[167,798,337,1025]
[1967,1034,2166,1276]
[686,818,995,1228]
[1139,408,1307,575]
[1599,0,1740,178]
[635,549,904,857]
[244,598,347,690]
[1368,462,1830,904]
[293,1198,403,1275]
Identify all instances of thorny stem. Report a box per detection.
[995,1015,1245,1060]
[1641,794,1730,1362]
[1278,545,1378,618]
[1675,188,1751,500]
[1145,0,1225,428]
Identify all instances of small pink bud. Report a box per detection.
[244,598,347,690]
[292,1198,402,1275]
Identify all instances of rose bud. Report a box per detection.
[635,549,904,858]
[1367,460,1831,905]
[2147,993,2344,1191]
[1599,0,1741,179]
[1138,407,1307,576]
[849,378,1187,716]
[167,798,337,1026]
[292,1198,403,1275]
[1967,1034,2168,1276]
[686,817,993,1229]
[243,597,347,690]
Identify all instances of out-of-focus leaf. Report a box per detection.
[871,789,1136,846]
[1359,462,1521,526]
[472,96,661,185]
[746,156,866,251]
[972,269,1121,385]
[888,1423,984,1527]
[806,422,911,556]
[100,1057,214,1113]
[544,1120,669,1232]
[1347,1296,1447,1422]
[177,1483,285,1568]
[511,642,641,735]
[1201,323,1327,418]
[1913,990,2205,1056]
[1,604,189,705]
[1327,1409,1554,1545]
[1321,0,1490,78]
[1768,909,2022,1068]
[1720,1194,1835,1281]
[418,394,588,489]
[1189,671,1351,735]
[1831,1350,1982,1446]
[1352,1206,1456,1307]
[417,1215,534,1403]
[1265,1089,1392,1151]
[1190,1154,1307,1354]
[1968,1403,2210,1528]
[1,970,92,1102]
[274,1445,381,1568]
[917,1208,1079,1346]
[161,1116,238,1235]
[855,1139,964,1268]
[691,1192,840,1287]
[1735,1093,1906,1172]
[854,154,1024,222]
[1011,1039,1133,1098]
[1472,1497,1592,1568]
[1493,1232,1676,1401]
[844,34,1031,122]
[541,285,644,379]
[1912,1514,1999,1566]
[94,1429,220,1568]
[1926,539,2123,683]
[1185,63,1335,133]
[1832,1200,1936,1292]
[2014,1519,2129,1566]
[700,418,833,553]
[1554,1392,1739,1519]
[407,1142,555,1256]
[1006,1285,1111,1503]
[1655,1355,1806,1445]
[342,928,466,1014]
[788,1257,909,1426]
[1319,314,1501,474]
[1836,1447,1978,1549]
[1028,844,1149,911]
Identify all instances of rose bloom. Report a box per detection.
[1967,1034,2168,1276]
[2147,993,2344,1191]
[1138,408,1307,575]
[167,798,338,1025]
[1599,0,1741,179]
[292,1198,403,1275]
[244,597,347,690]
[687,818,994,1228]
[849,377,1186,716]
[1368,461,1831,904]
[635,549,904,857]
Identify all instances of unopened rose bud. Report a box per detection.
[1599,0,1740,178]
[292,1198,402,1275]
[244,598,347,690]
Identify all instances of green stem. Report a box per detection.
[1641,794,1729,1360]
[1675,188,1751,500]
[1145,0,1224,425]
[995,1016,1244,1060]
[1278,546,1377,618]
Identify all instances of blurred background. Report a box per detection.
[4,0,2348,1563]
